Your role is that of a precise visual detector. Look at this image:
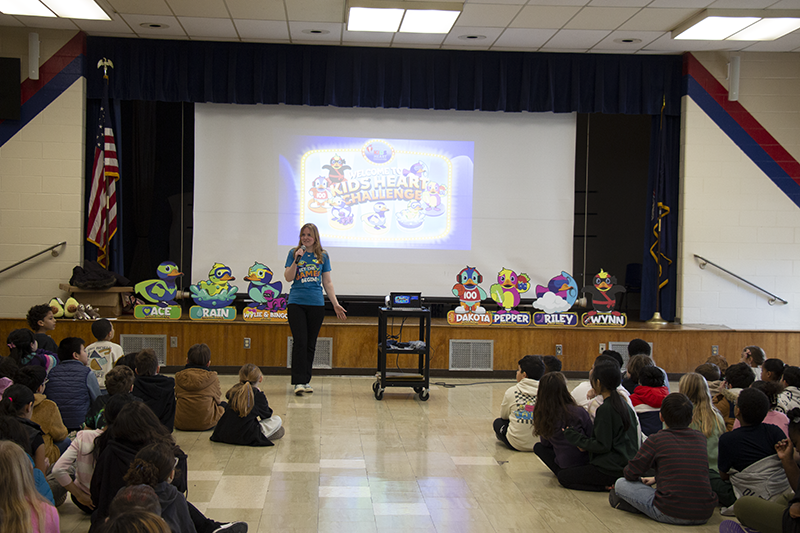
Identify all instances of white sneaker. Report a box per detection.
[304,383,314,393]
[294,384,305,395]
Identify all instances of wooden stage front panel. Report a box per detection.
[3,317,799,375]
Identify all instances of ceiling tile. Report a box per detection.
[642,33,753,52]
[588,0,650,6]
[510,6,581,29]
[342,29,393,44]
[542,28,610,49]
[285,0,343,23]
[73,12,133,34]
[525,0,589,5]
[288,21,342,42]
[492,27,557,48]
[11,15,80,30]
[443,26,504,46]
[179,17,238,39]
[226,0,287,20]
[464,0,527,5]
[455,4,522,28]
[107,0,173,16]
[167,0,230,18]
[768,0,800,7]
[618,8,701,32]
[120,13,187,37]
[742,30,800,51]
[391,32,447,46]
[0,14,24,27]
[564,7,639,30]
[234,19,290,40]
[648,0,713,6]
[592,30,664,50]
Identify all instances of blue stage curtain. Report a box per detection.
[85,38,682,116]
[640,114,680,322]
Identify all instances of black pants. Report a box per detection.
[556,464,620,492]
[493,418,519,451]
[288,303,325,385]
[188,501,223,533]
[533,442,561,476]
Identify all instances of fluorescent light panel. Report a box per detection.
[0,0,108,19]
[347,6,404,32]
[674,16,758,40]
[399,9,459,34]
[727,17,800,41]
[0,0,55,17]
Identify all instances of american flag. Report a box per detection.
[86,78,118,268]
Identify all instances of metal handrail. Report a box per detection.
[0,241,66,275]
[694,254,788,306]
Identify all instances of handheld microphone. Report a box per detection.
[295,244,306,264]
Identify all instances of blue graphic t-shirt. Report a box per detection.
[285,249,331,306]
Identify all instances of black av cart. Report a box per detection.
[373,306,431,401]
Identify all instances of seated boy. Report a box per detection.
[174,343,225,431]
[132,348,176,432]
[732,381,789,438]
[26,303,58,354]
[610,393,718,525]
[778,366,800,414]
[542,355,562,375]
[45,337,101,431]
[85,319,124,391]
[714,362,756,432]
[15,365,69,465]
[741,345,766,381]
[719,388,790,505]
[630,366,669,436]
[84,365,136,429]
[493,355,544,452]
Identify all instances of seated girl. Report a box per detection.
[1,384,47,474]
[211,364,284,446]
[532,372,593,475]
[0,439,59,532]
[6,329,58,374]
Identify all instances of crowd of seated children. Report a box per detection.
[721,407,800,533]
[741,346,766,381]
[561,360,639,492]
[732,381,789,438]
[85,365,136,430]
[15,365,69,465]
[542,355,562,375]
[762,358,786,384]
[0,415,54,504]
[45,337,101,432]
[533,371,592,474]
[778,366,800,414]
[0,439,60,532]
[679,372,733,507]
[718,388,790,512]
[7,328,57,374]
[622,354,653,394]
[175,343,225,431]
[211,364,284,446]
[86,319,124,392]
[630,366,669,436]
[610,392,718,525]
[54,393,138,515]
[27,304,59,354]
[132,349,176,432]
[715,362,756,432]
[492,355,544,452]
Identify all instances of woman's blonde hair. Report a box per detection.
[295,223,325,263]
[227,364,263,418]
[0,440,49,533]
[679,372,724,437]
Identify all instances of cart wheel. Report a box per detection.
[375,388,384,400]
[373,381,380,393]
[413,386,423,394]
[419,389,430,401]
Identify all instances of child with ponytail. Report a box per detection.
[7,329,58,374]
[211,364,284,446]
[560,360,639,492]
[1,384,48,474]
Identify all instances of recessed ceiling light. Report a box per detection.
[727,17,800,41]
[614,38,642,44]
[0,0,55,17]
[301,29,331,35]
[458,34,486,41]
[41,0,108,20]
[140,22,168,29]
[347,6,403,32]
[399,9,459,34]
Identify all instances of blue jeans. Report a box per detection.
[614,478,709,525]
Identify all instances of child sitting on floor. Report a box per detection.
[778,366,800,414]
[741,345,766,381]
[14,366,69,466]
[6,329,57,375]
[714,362,756,432]
[211,364,284,446]
[26,304,58,355]
[630,366,669,436]
[610,392,718,525]
[733,381,789,438]
[493,355,544,452]
[174,343,224,431]
[0,440,59,532]
[85,319,124,391]
[131,349,176,432]
[762,358,786,384]
[45,337,100,432]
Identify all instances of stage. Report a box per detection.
[3,315,798,376]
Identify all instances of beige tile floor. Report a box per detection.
[58,376,733,533]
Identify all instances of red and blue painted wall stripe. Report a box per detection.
[0,32,85,148]
[683,52,800,207]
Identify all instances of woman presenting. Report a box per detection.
[284,223,347,395]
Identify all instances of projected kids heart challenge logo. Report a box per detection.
[280,136,473,250]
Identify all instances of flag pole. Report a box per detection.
[99,58,113,269]
[647,95,668,326]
